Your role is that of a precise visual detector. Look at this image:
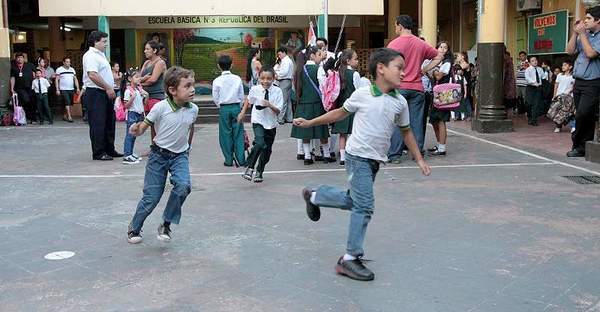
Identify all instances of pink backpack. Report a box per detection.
[12,94,26,126]
[114,87,135,121]
[320,70,340,111]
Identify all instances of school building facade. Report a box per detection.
[0,0,590,132]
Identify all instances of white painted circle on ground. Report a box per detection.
[44,251,76,260]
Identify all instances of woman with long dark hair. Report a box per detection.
[246,48,262,86]
[331,49,360,166]
[140,40,167,113]
[428,41,453,156]
[291,46,331,165]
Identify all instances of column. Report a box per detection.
[98,16,110,60]
[471,0,513,133]
[48,17,66,64]
[387,0,400,41]
[124,29,137,69]
[0,0,10,109]
[421,0,437,46]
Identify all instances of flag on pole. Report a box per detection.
[308,21,317,47]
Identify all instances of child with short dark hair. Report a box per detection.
[238,66,283,183]
[294,48,431,281]
[32,69,53,125]
[126,66,199,244]
[213,54,246,167]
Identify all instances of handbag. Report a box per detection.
[433,67,462,111]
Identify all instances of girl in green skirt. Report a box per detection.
[291,46,332,165]
[332,49,360,166]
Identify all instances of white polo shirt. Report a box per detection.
[56,66,77,91]
[212,71,245,107]
[82,47,114,90]
[144,98,199,153]
[124,87,145,114]
[275,56,294,80]
[247,84,284,130]
[343,85,410,162]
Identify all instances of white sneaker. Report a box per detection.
[132,154,142,161]
[571,127,576,134]
[554,128,560,133]
[123,155,140,165]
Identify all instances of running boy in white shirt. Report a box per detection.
[294,48,431,281]
[213,54,246,167]
[237,66,283,183]
[126,66,199,244]
[32,69,53,125]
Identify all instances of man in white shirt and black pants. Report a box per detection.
[82,31,122,161]
[275,46,294,124]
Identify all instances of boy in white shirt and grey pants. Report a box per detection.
[32,68,53,125]
[294,49,431,281]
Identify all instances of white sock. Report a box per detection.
[297,140,303,154]
[329,134,338,152]
[303,143,312,159]
[451,111,456,119]
[322,144,330,158]
[437,144,446,152]
[343,253,356,261]
[312,139,322,156]
[340,149,346,161]
[310,191,317,204]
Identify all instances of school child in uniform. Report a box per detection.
[213,55,247,167]
[291,46,333,165]
[32,69,53,125]
[450,64,469,121]
[238,66,284,183]
[293,48,431,281]
[331,49,361,166]
[126,66,199,244]
[122,70,148,164]
[552,61,575,133]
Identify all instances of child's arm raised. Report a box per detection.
[293,107,349,128]
[401,128,431,176]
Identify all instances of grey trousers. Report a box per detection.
[277,79,293,123]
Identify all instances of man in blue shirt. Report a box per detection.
[567,6,600,157]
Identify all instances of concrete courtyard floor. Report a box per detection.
[1,119,600,312]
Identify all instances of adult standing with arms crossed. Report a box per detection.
[566,6,600,158]
[82,31,122,161]
[386,15,443,163]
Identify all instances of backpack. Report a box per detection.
[432,67,462,111]
[1,111,13,126]
[12,94,26,126]
[320,69,340,112]
[547,94,575,125]
[114,87,135,122]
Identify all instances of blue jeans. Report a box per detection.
[389,90,425,159]
[130,148,191,232]
[123,111,144,157]
[311,153,379,257]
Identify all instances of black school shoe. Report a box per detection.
[108,151,124,158]
[302,187,320,221]
[253,172,264,183]
[297,154,305,160]
[566,149,585,157]
[335,257,374,281]
[242,168,254,181]
[93,154,113,161]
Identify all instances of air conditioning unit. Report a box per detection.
[517,0,541,11]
